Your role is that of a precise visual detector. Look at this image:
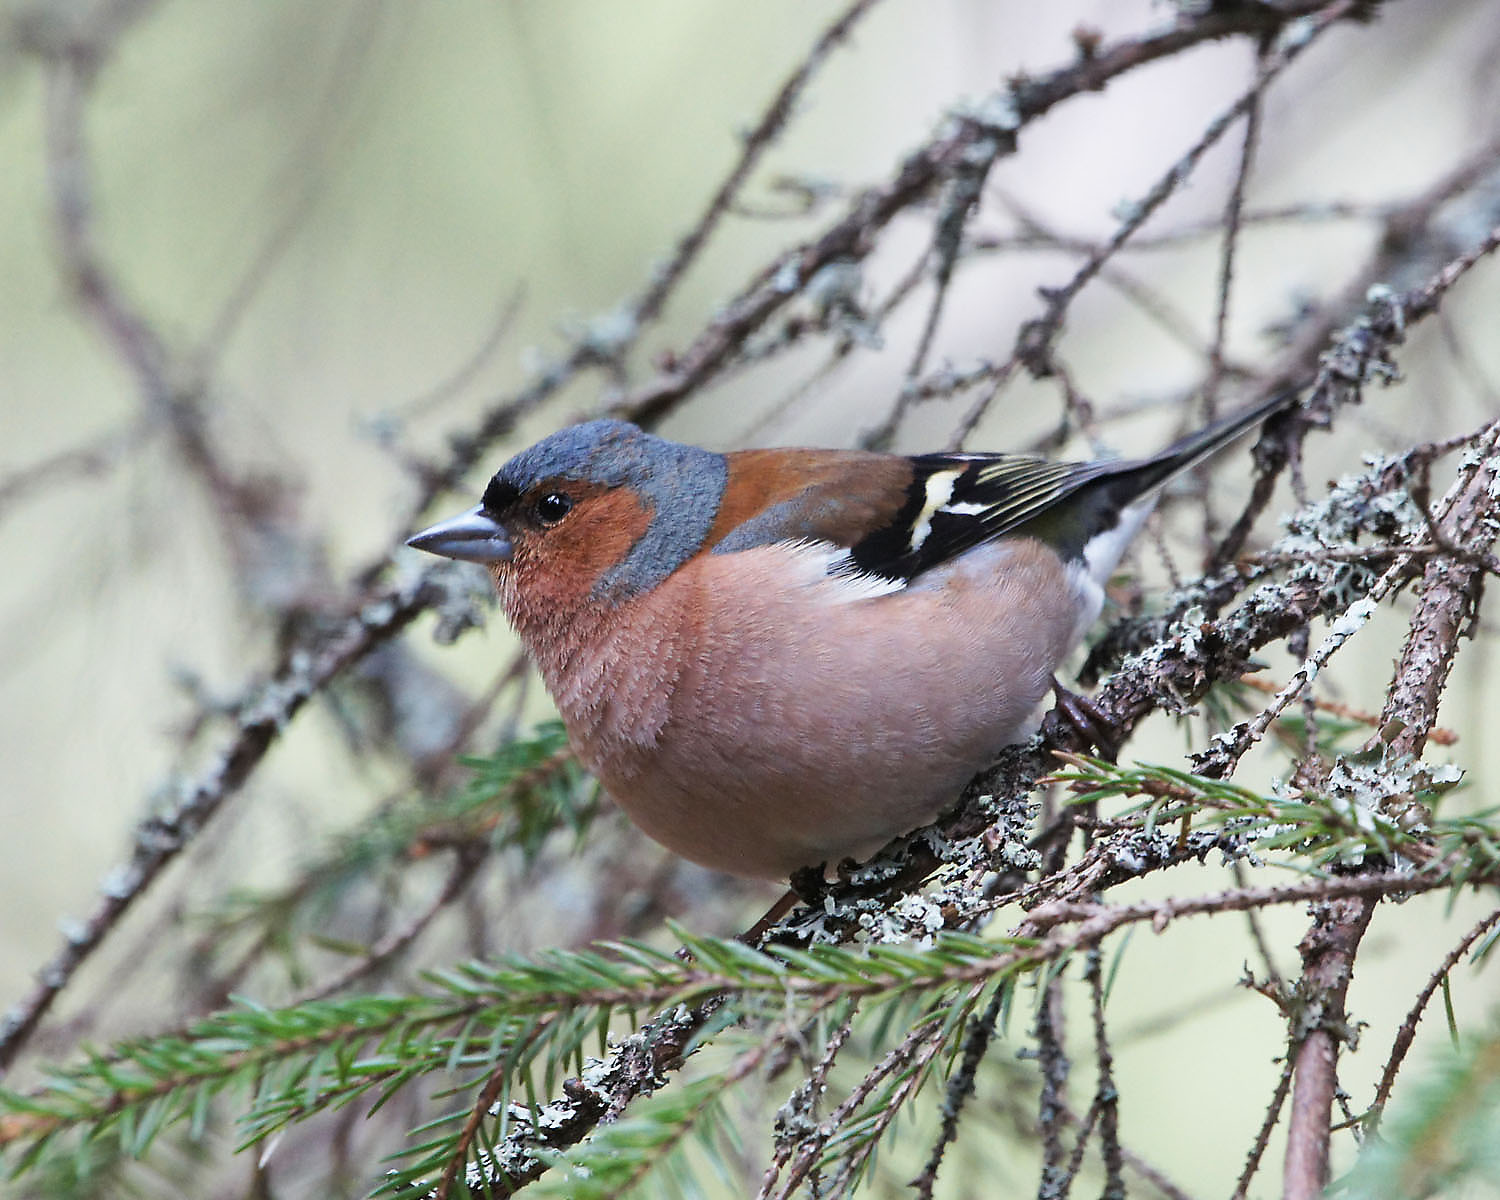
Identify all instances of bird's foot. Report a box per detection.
[788,862,832,906]
[1048,675,1120,761]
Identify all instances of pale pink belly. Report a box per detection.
[544,539,1082,880]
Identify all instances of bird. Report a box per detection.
[407,394,1293,881]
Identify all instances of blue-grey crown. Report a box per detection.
[489,419,728,600]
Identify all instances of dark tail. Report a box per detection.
[1099,388,1298,507]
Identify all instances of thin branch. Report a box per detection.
[436,1065,512,1200]
[1198,40,1267,548]
[949,1,1351,446]
[1036,973,1071,1199]
[1204,43,1266,421]
[755,1006,858,1200]
[619,0,1341,431]
[1232,859,1286,995]
[1234,670,1459,748]
[381,286,528,425]
[1230,1055,1294,1200]
[1058,1099,1199,1200]
[44,50,172,413]
[1214,145,1500,565]
[1015,7,1344,379]
[767,1006,960,1200]
[1058,1097,1100,1199]
[1368,906,1500,1123]
[292,847,486,1005]
[198,1,386,367]
[911,983,1007,1199]
[0,420,151,525]
[1087,946,1124,1200]
[630,0,886,330]
[999,191,1255,382]
[966,199,1393,255]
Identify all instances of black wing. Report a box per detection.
[840,390,1296,586]
[842,453,1117,584]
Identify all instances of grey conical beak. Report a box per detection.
[406,506,513,564]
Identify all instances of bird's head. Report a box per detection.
[407,420,728,620]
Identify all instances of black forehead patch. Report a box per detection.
[480,475,521,514]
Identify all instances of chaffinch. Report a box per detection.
[408,394,1291,881]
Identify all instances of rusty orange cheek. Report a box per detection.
[509,488,654,608]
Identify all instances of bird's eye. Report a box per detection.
[533,491,573,524]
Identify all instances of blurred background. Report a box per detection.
[2,0,1500,1195]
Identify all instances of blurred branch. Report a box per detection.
[1368,906,1500,1125]
[44,32,222,495]
[0,569,443,1074]
[616,0,1344,430]
[391,0,883,525]
[379,285,528,426]
[0,419,149,524]
[629,0,885,331]
[199,2,387,368]
[290,845,485,1006]
[968,199,1395,254]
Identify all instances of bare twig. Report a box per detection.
[1234,671,1459,747]
[631,0,885,331]
[293,847,486,1005]
[382,286,528,425]
[0,420,150,524]
[390,0,881,524]
[756,1004,858,1200]
[1368,906,1500,1123]
[911,982,1008,1199]
[1059,1099,1199,1200]
[1087,946,1124,1200]
[1204,43,1266,421]
[767,1005,961,1200]
[1231,1056,1295,1200]
[949,1,1351,447]
[620,0,1341,432]
[1197,41,1267,547]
